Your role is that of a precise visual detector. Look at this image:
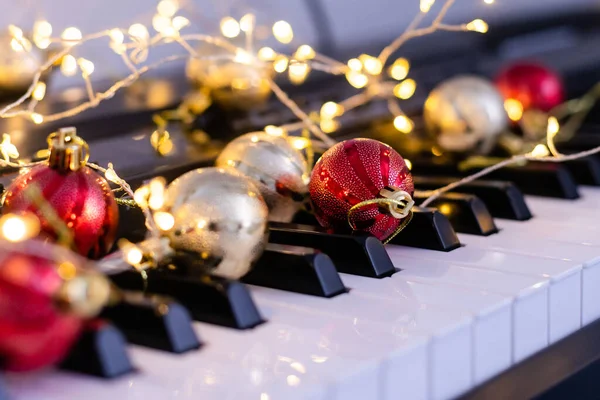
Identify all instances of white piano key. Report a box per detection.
[342,273,512,384]
[250,285,474,400]
[403,236,583,344]
[386,246,550,363]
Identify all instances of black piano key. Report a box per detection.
[413,176,532,220]
[243,245,347,297]
[110,270,264,330]
[387,207,461,251]
[413,159,579,199]
[269,221,396,278]
[100,292,201,353]
[413,192,498,236]
[563,157,600,186]
[59,321,133,378]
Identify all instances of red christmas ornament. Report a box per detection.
[495,62,564,112]
[3,128,119,259]
[309,138,414,241]
[0,250,82,371]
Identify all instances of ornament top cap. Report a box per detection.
[48,127,89,172]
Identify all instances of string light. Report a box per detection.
[258,47,277,61]
[291,137,310,150]
[393,79,417,99]
[346,71,369,89]
[0,213,40,243]
[320,119,340,133]
[389,58,410,80]
[30,113,44,124]
[295,45,316,61]
[220,17,240,38]
[504,99,523,121]
[530,144,550,158]
[61,55,78,77]
[273,55,289,73]
[32,82,46,101]
[393,115,414,133]
[466,19,489,33]
[320,101,344,119]
[289,62,310,84]
[125,245,144,266]
[61,27,82,45]
[360,54,383,75]
[239,14,255,33]
[265,125,286,137]
[420,0,436,13]
[347,58,362,72]
[78,58,95,76]
[157,0,178,17]
[547,116,560,137]
[0,133,19,161]
[272,21,293,44]
[153,211,175,231]
[484,0,494,4]
[148,178,166,210]
[128,23,149,39]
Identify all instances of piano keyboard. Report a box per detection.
[4,176,600,400]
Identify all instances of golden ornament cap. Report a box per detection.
[48,127,89,172]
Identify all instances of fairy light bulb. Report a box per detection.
[504,99,523,122]
[393,115,414,133]
[8,25,23,40]
[220,17,240,38]
[0,214,40,243]
[291,137,309,150]
[393,79,417,99]
[389,58,410,80]
[109,29,124,45]
[134,185,150,207]
[273,21,293,44]
[320,101,344,119]
[258,47,277,61]
[484,0,494,4]
[346,71,369,89]
[33,20,52,37]
[404,159,413,170]
[31,113,44,124]
[239,14,255,32]
[62,27,82,45]
[128,23,149,39]
[234,49,252,64]
[78,58,95,76]
[289,62,310,84]
[33,82,46,101]
[125,245,144,265]
[547,116,560,138]
[154,211,175,231]
[157,0,178,17]
[360,55,382,75]
[148,178,166,210]
[320,119,340,133]
[347,58,362,72]
[467,19,488,33]
[172,16,189,31]
[273,55,289,73]
[265,125,286,137]
[295,45,315,61]
[531,144,550,158]
[153,15,171,33]
[420,0,436,12]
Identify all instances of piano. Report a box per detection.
[3,3,600,400]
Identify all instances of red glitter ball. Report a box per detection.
[0,252,82,371]
[495,62,564,112]
[309,138,414,241]
[3,165,119,259]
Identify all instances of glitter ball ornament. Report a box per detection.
[161,168,269,279]
[186,43,274,111]
[309,138,414,241]
[0,33,44,96]
[495,62,564,113]
[424,75,508,155]
[216,131,309,222]
[2,128,119,259]
[0,242,111,372]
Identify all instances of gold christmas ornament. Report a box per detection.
[216,131,309,222]
[0,32,44,95]
[186,43,274,111]
[424,75,508,155]
[161,167,269,279]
